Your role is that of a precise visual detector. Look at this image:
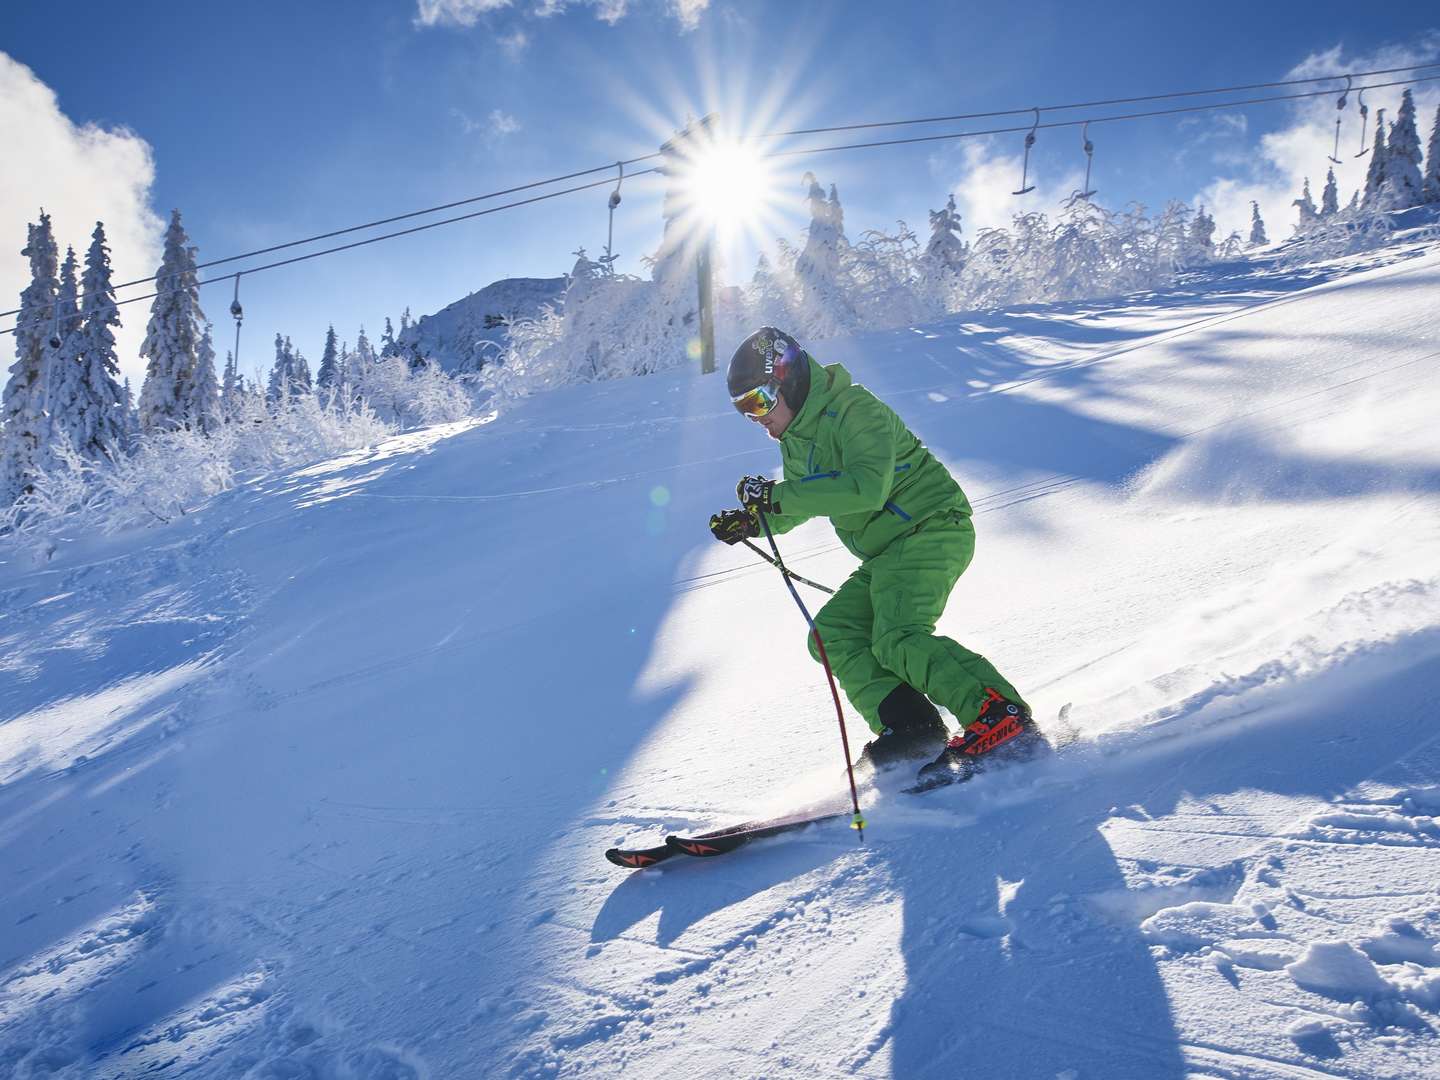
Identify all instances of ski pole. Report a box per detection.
[740,539,835,595]
[755,509,866,836]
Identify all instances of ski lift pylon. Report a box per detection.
[1078,121,1097,200]
[1012,108,1040,196]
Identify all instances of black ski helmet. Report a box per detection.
[726,327,811,410]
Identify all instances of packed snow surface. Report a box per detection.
[3,243,1440,1078]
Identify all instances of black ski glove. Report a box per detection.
[736,475,779,514]
[709,508,759,546]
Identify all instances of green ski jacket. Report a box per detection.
[765,358,972,560]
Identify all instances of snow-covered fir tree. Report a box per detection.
[793,172,855,334]
[1362,110,1388,207]
[291,344,313,395]
[1321,169,1340,217]
[316,325,340,391]
[187,324,222,433]
[2,213,61,502]
[348,326,377,391]
[380,316,397,359]
[47,245,82,439]
[1188,206,1216,260]
[1292,178,1319,231]
[1384,90,1424,209]
[1425,105,1440,204]
[267,333,290,403]
[138,210,207,432]
[1248,201,1268,246]
[50,224,128,459]
[923,194,966,281]
[221,349,240,417]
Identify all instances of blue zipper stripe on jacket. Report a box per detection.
[884,501,911,520]
[800,470,842,482]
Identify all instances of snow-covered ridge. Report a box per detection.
[1,240,1438,1077]
[398,275,566,373]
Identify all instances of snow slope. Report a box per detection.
[2,240,1439,1079]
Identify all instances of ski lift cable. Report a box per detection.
[759,73,1440,161]
[0,156,665,322]
[4,60,1433,324]
[0,172,662,333]
[3,71,1439,338]
[743,61,1440,141]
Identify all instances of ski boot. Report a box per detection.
[859,684,949,771]
[915,689,1043,788]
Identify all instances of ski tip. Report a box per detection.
[605,846,665,869]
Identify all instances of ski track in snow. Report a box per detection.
[1,239,1439,1076]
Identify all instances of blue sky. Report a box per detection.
[2,1,1438,384]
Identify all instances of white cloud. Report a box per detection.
[1195,36,1440,243]
[414,0,513,28]
[416,0,708,33]
[0,52,162,386]
[489,109,522,137]
[947,138,1086,234]
[668,0,710,30]
[498,29,529,58]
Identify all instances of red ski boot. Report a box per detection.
[915,689,1043,788]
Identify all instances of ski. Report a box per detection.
[666,809,856,857]
[608,707,1069,869]
[604,809,839,869]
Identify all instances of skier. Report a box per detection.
[710,327,1038,781]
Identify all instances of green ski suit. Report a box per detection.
[762,357,1025,733]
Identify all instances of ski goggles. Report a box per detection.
[731,381,781,420]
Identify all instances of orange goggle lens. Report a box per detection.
[732,382,780,419]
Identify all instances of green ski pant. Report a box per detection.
[807,510,1026,734]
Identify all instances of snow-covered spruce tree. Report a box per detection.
[316,325,340,392]
[221,349,240,418]
[380,316,397,358]
[1383,90,1424,209]
[922,193,966,303]
[291,344,313,395]
[1362,110,1388,208]
[187,324,223,434]
[1321,168,1340,217]
[348,326,377,393]
[792,173,856,336]
[266,333,289,404]
[50,223,128,459]
[1249,201,1269,246]
[1292,178,1319,232]
[47,245,82,441]
[1425,105,1440,204]
[2,213,61,502]
[1188,206,1216,262]
[138,210,207,432]
[121,377,138,439]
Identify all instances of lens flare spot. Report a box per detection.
[650,486,671,507]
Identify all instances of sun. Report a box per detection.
[684,138,776,235]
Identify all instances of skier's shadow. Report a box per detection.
[594,643,1440,1078]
